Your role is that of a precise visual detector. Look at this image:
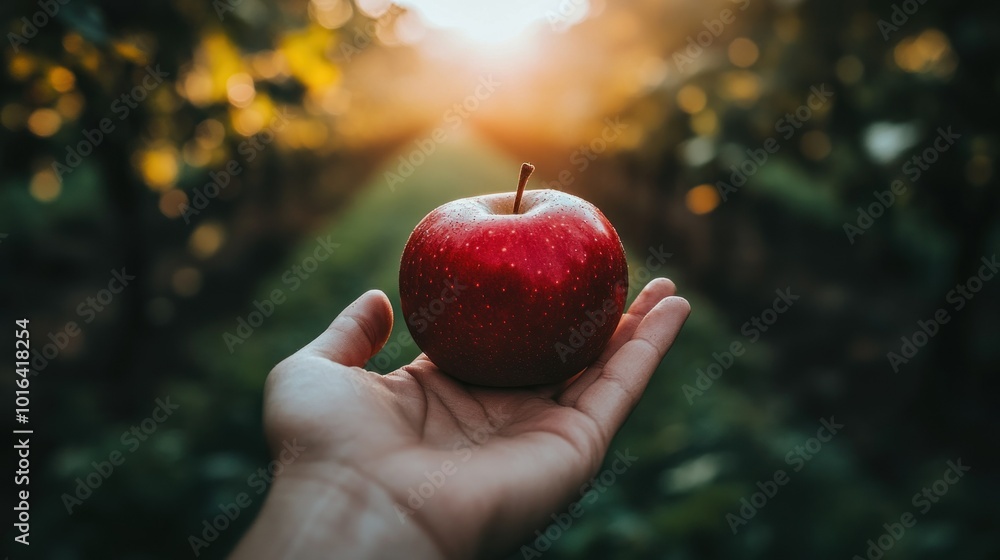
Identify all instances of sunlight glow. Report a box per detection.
[396,0,590,44]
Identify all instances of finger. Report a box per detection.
[573,296,690,444]
[302,290,394,367]
[595,278,676,369]
[557,278,676,405]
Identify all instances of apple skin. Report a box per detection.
[399,189,628,387]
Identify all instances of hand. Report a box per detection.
[232,278,690,560]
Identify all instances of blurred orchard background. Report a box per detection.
[2,0,999,558]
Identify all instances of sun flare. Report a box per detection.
[394,0,591,44]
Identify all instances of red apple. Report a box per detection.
[398,163,628,387]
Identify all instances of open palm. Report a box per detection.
[236,278,689,560]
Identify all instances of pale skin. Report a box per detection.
[232,278,690,560]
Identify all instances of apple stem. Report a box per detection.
[513,163,535,214]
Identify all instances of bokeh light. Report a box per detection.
[48,66,76,92]
[310,0,355,29]
[677,85,708,114]
[158,189,190,218]
[138,146,180,190]
[190,222,226,259]
[690,109,718,137]
[55,92,85,120]
[727,37,759,68]
[171,266,203,297]
[685,184,721,215]
[26,108,61,137]
[226,73,256,108]
[893,28,955,76]
[29,169,61,202]
[720,71,760,105]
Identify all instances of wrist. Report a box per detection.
[231,461,446,560]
